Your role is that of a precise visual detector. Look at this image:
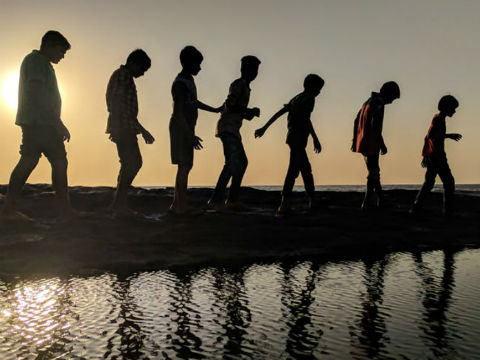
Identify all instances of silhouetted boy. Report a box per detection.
[1,31,73,220]
[208,56,261,210]
[255,74,324,214]
[410,95,461,216]
[351,81,400,210]
[106,49,155,217]
[170,46,220,215]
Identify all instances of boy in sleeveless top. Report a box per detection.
[106,49,155,217]
[351,81,400,210]
[208,56,261,210]
[410,95,461,216]
[255,74,324,214]
[169,46,221,215]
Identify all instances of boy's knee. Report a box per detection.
[50,157,68,170]
[367,168,380,182]
[444,176,455,192]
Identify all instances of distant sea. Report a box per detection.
[146,184,480,197]
[252,184,480,197]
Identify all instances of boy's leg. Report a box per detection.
[437,159,455,215]
[112,137,142,211]
[172,165,191,212]
[2,155,40,214]
[279,147,300,213]
[363,155,380,208]
[210,135,234,204]
[2,126,41,216]
[226,136,248,204]
[297,148,315,201]
[50,157,72,215]
[412,160,437,212]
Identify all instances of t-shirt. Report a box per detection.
[170,73,198,130]
[216,78,251,139]
[285,92,315,147]
[105,65,140,135]
[352,92,385,156]
[422,113,446,158]
[16,50,61,127]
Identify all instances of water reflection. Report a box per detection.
[413,249,458,358]
[0,248,479,359]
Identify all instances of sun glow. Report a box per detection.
[1,71,19,111]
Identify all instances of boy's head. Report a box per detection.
[40,30,71,64]
[438,95,459,117]
[379,81,400,104]
[240,55,261,82]
[180,46,203,76]
[126,49,151,78]
[303,74,324,96]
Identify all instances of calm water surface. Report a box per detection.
[1,248,480,359]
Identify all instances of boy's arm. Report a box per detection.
[445,133,462,141]
[135,120,155,144]
[351,110,360,152]
[309,120,322,153]
[372,104,387,155]
[28,80,71,142]
[254,106,288,138]
[197,100,222,113]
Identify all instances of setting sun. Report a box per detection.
[1,71,19,111]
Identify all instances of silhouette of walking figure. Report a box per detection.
[106,49,155,217]
[208,56,261,211]
[169,46,221,215]
[1,31,74,221]
[255,74,324,214]
[410,96,461,216]
[351,82,400,210]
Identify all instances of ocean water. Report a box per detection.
[1,248,480,359]
[251,184,480,196]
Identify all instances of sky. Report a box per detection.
[0,0,479,186]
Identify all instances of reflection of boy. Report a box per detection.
[106,49,155,216]
[255,74,324,214]
[208,56,261,209]
[411,95,461,216]
[169,46,221,214]
[351,81,400,210]
[2,31,73,220]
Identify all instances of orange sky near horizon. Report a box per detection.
[0,0,479,187]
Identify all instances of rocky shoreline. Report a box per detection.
[0,184,479,277]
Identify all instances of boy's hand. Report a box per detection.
[350,141,356,152]
[313,139,322,153]
[244,107,261,120]
[193,136,203,150]
[448,133,462,141]
[254,127,266,138]
[380,144,388,155]
[251,107,260,117]
[57,122,70,142]
[142,129,155,144]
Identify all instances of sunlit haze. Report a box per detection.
[0,0,479,186]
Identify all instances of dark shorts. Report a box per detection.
[111,131,142,168]
[19,125,66,161]
[169,119,193,167]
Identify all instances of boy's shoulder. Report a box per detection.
[369,92,385,107]
[230,77,246,88]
